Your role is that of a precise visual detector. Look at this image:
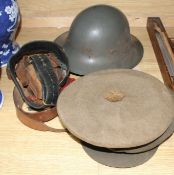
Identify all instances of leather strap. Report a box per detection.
[7,41,69,110]
[7,41,75,132]
[13,87,67,132]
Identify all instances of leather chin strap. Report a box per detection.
[13,87,67,132]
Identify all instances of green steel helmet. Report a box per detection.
[55,5,143,75]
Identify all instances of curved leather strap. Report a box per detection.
[7,41,69,110]
[13,87,67,132]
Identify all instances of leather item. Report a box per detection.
[7,41,69,110]
[7,41,70,131]
[13,87,66,132]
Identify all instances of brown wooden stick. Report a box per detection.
[147,17,174,90]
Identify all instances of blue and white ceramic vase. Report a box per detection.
[0,0,20,67]
[0,90,3,109]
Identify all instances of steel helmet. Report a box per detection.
[55,5,143,75]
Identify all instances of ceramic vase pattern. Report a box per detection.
[0,90,3,108]
[0,0,20,67]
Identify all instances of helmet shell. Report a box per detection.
[55,5,143,75]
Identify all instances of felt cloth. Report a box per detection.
[57,69,174,148]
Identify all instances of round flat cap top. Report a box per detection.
[57,69,174,148]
